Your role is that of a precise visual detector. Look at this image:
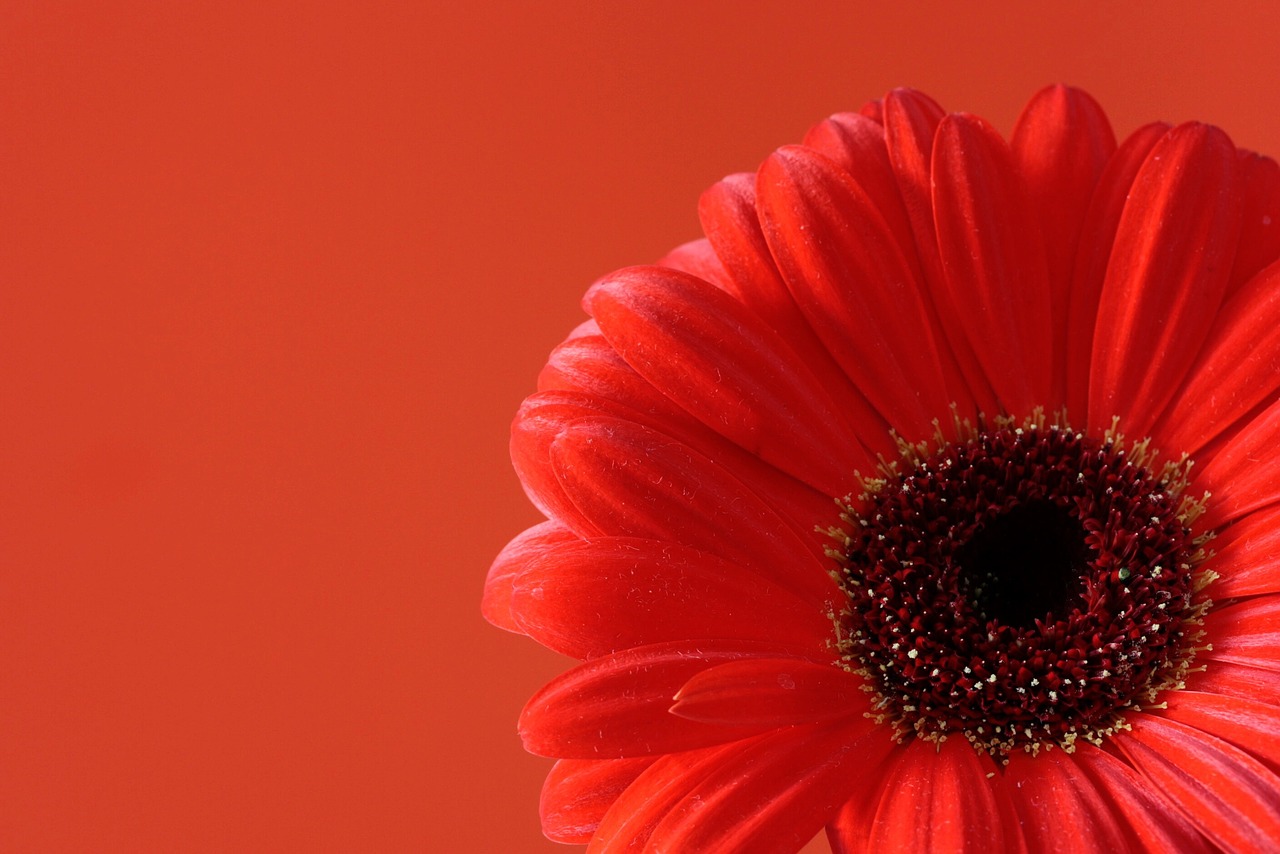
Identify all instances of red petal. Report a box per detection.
[483,520,577,633]
[539,330,657,400]
[1185,660,1280,707]
[1087,123,1242,438]
[644,716,894,853]
[1196,397,1280,526]
[1117,715,1280,851]
[801,113,907,228]
[799,113,926,302]
[510,392,605,537]
[882,89,946,287]
[549,416,839,605]
[587,740,757,853]
[1001,748,1131,853]
[516,388,837,562]
[883,88,1000,416]
[1064,122,1169,422]
[1202,504,1280,599]
[697,175,893,458]
[510,537,832,660]
[585,266,872,496]
[519,640,811,759]
[655,238,731,289]
[670,658,864,727]
[933,112,1054,416]
[757,145,953,438]
[1162,690,1280,773]
[1072,744,1212,853]
[1011,85,1116,403]
[697,174,816,327]
[801,111,979,419]
[866,737,1009,853]
[1155,260,1280,456]
[1202,595,1280,673]
[538,332,714,482]
[540,757,656,843]
[515,384,831,548]
[1228,151,1280,297]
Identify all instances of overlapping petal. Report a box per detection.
[1001,749,1131,853]
[757,145,954,438]
[547,416,838,604]
[1196,398,1280,525]
[697,174,891,449]
[800,113,910,236]
[516,388,837,557]
[655,237,732,289]
[482,520,578,633]
[1087,122,1242,438]
[589,740,780,854]
[541,757,657,844]
[1155,259,1280,456]
[585,266,872,495]
[1116,715,1280,851]
[1202,595,1280,673]
[509,537,833,659]
[1185,659,1280,708]
[1229,151,1280,295]
[1161,690,1280,772]
[643,717,894,854]
[883,88,1000,415]
[1202,504,1280,599]
[1063,121,1169,421]
[800,110,978,417]
[670,658,863,727]
[1011,84,1116,401]
[864,738,1012,854]
[1071,746,1211,853]
[933,112,1055,416]
[519,640,819,760]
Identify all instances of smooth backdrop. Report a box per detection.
[4,2,1280,851]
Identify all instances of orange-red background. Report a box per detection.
[4,3,1279,851]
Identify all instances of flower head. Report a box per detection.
[484,86,1280,852]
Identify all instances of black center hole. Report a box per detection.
[956,500,1091,628]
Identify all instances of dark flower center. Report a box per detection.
[835,419,1209,756]
[956,499,1090,629]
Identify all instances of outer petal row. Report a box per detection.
[517,385,837,558]
[1117,715,1280,851]
[932,112,1054,416]
[863,738,1012,854]
[757,145,953,439]
[698,173,894,457]
[508,536,833,660]
[1087,123,1242,438]
[585,265,871,497]
[641,718,893,854]
[519,640,822,760]
[883,89,1001,416]
[540,757,656,844]
[1156,260,1280,456]
[1011,85,1116,403]
[547,416,839,605]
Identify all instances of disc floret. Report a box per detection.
[830,413,1213,757]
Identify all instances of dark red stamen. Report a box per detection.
[838,423,1201,754]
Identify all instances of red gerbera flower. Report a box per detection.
[483,86,1280,852]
